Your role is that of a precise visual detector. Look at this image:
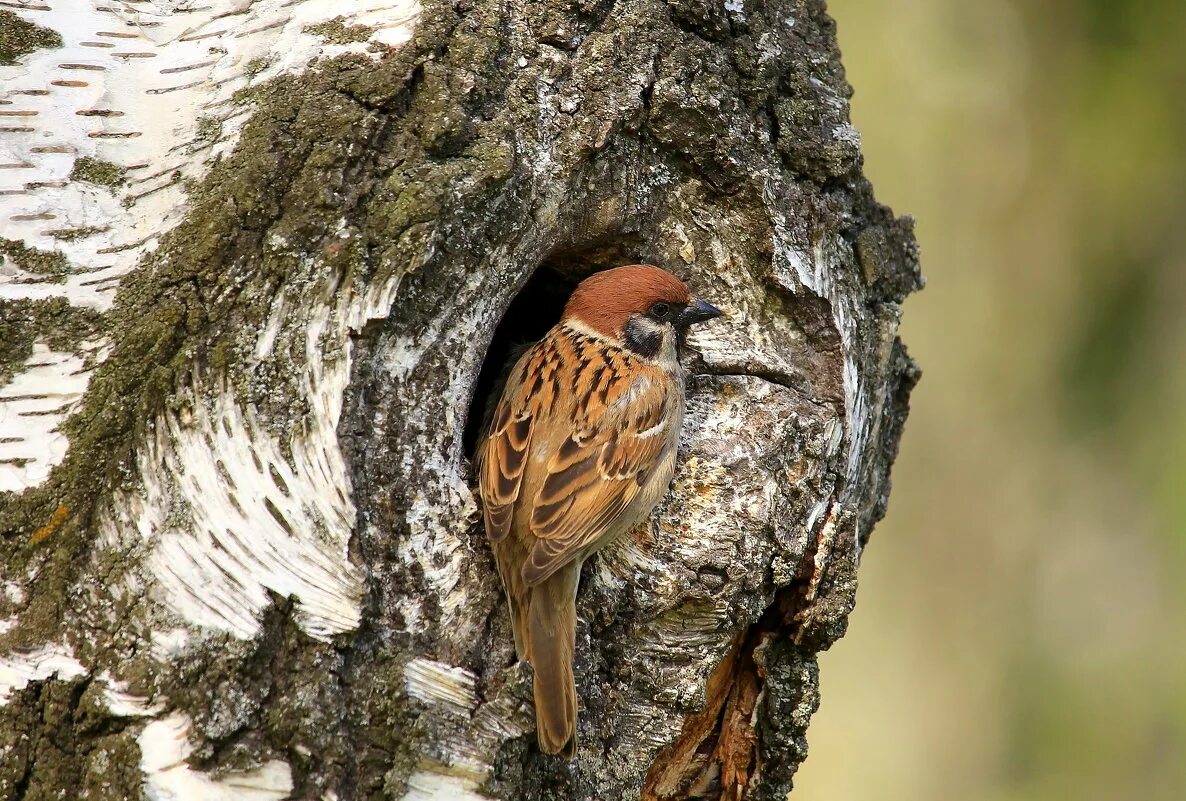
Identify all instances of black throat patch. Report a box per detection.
[623,317,662,358]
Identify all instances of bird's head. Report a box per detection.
[561,264,723,358]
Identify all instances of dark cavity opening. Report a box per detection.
[462,236,650,460]
[462,265,577,459]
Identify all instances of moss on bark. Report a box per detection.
[0,299,102,385]
[0,238,69,279]
[0,677,146,801]
[68,157,126,188]
[304,17,377,45]
[0,10,61,66]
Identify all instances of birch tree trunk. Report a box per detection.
[0,1,920,799]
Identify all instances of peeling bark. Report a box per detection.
[0,1,919,799]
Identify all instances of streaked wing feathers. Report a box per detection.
[479,356,538,542]
[523,379,670,585]
[478,325,673,584]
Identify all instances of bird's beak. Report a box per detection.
[679,297,723,327]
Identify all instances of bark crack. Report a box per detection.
[640,491,843,801]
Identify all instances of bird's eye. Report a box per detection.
[649,302,672,320]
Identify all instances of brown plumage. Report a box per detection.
[476,264,722,757]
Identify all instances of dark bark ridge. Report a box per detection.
[0,1,920,799]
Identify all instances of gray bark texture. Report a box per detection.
[0,1,920,799]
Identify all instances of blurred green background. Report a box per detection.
[794,1,1186,800]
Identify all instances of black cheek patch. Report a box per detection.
[624,318,662,358]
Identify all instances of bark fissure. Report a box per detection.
[641,447,852,801]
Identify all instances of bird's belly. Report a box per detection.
[585,415,682,558]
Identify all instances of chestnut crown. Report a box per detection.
[563,264,719,339]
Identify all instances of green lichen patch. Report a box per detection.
[0,677,146,801]
[232,85,260,106]
[0,10,62,66]
[0,298,104,385]
[192,115,222,149]
[0,305,37,387]
[303,17,376,45]
[244,55,274,78]
[0,237,69,278]
[69,156,126,187]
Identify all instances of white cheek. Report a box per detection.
[658,329,681,368]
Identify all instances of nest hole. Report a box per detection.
[462,265,577,459]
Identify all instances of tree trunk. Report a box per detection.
[0,1,919,799]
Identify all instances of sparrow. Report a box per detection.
[476,264,722,757]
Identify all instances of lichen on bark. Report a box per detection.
[0,676,147,801]
[0,10,61,66]
[0,299,103,386]
[0,238,69,279]
[67,157,126,188]
[304,17,378,45]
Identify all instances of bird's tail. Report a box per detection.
[527,563,579,758]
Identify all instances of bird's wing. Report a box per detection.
[521,350,672,586]
[477,344,541,543]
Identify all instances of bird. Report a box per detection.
[476,264,723,757]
